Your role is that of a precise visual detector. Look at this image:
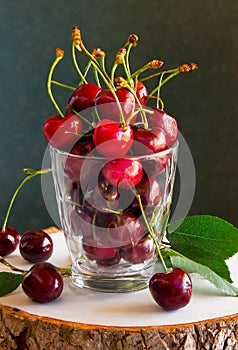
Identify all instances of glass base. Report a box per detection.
[70,258,153,293]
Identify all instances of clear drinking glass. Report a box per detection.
[50,139,178,293]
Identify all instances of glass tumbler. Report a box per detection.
[50,140,178,293]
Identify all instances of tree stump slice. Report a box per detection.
[0,228,238,350]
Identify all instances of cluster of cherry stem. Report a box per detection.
[48,26,197,127]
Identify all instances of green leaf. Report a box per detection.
[0,272,24,297]
[167,215,238,281]
[163,249,238,296]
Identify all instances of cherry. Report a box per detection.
[140,152,171,178]
[149,108,178,147]
[20,230,53,263]
[93,119,134,157]
[133,174,162,208]
[0,227,20,256]
[121,235,154,264]
[95,87,136,123]
[43,113,82,151]
[98,172,120,202]
[83,243,120,266]
[64,135,99,184]
[83,184,119,216]
[149,268,192,310]
[136,81,148,106]
[133,126,168,155]
[107,213,145,247]
[66,83,102,115]
[22,262,64,303]
[102,158,143,189]
[78,208,113,246]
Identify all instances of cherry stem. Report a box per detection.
[102,207,122,215]
[148,70,180,99]
[110,63,118,84]
[56,266,71,277]
[120,82,148,128]
[76,42,125,124]
[1,168,52,233]
[130,63,152,79]
[71,43,88,84]
[136,194,168,272]
[125,44,133,84]
[139,68,177,82]
[156,71,165,109]
[0,256,27,274]
[0,256,71,278]
[51,80,76,91]
[92,214,97,241]
[160,244,189,263]
[72,108,95,126]
[80,61,92,85]
[47,55,65,118]
[97,56,106,71]
[92,63,101,87]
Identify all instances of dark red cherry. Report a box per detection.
[93,119,134,157]
[20,230,53,263]
[22,262,63,303]
[107,213,145,247]
[149,268,192,310]
[0,227,20,256]
[102,158,143,189]
[133,126,168,155]
[43,113,82,151]
[66,83,102,114]
[95,88,136,123]
[83,242,120,266]
[149,108,178,147]
[83,183,119,216]
[134,174,162,207]
[136,81,148,106]
[98,172,120,202]
[121,235,154,264]
[64,136,100,184]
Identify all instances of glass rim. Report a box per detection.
[50,140,179,161]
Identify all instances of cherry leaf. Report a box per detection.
[0,272,24,297]
[167,215,238,281]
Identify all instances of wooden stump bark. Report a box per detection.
[0,304,238,350]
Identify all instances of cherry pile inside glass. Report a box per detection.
[50,104,179,292]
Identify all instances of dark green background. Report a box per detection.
[1,0,238,233]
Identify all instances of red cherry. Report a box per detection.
[98,172,120,202]
[19,230,53,263]
[0,227,20,256]
[149,268,192,310]
[134,175,162,207]
[141,152,171,178]
[121,235,154,264]
[95,88,136,123]
[83,243,120,266]
[22,262,64,303]
[64,136,98,184]
[93,119,134,157]
[102,158,143,189]
[43,113,82,151]
[132,126,168,155]
[66,83,102,114]
[107,213,145,247]
[136,81,148,106]
[149,108,178,147]
[77,206,113,247]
